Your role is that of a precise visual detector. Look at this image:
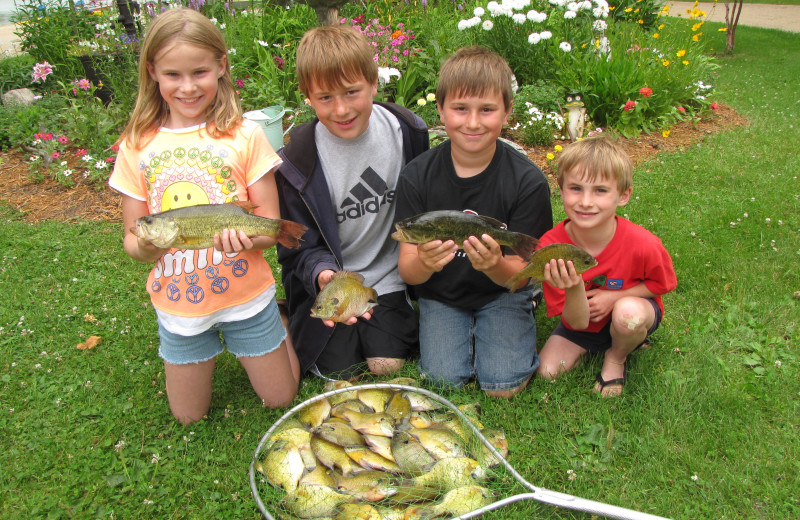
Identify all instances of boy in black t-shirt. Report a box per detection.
[395,46,553,398]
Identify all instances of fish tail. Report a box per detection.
[504,271,527,293]
[276,220,309,249]
[510,232,540,260]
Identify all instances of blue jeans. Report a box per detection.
[418,290,539,391]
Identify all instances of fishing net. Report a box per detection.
[250,383,669,520]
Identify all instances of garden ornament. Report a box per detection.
[563,91,587,141]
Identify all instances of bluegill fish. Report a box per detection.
[391,210,540,259]
[505,243,598,292]
[311,271,378,323]
[131,201,307,249]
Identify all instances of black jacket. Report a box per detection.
[275,102,429,374]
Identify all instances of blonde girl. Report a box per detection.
[109,8,299,425]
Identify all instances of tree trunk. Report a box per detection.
[724,0,744,54]
[315,6,340,25]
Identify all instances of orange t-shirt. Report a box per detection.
[109,121,282,319]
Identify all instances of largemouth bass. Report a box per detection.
[311,271,378,323]
[391,210,540,259]
[505,242,598,292]
[131,201,307,249]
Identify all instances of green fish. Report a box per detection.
[131,201,307,249]
[408,427,470,460]
[311,434,360,475]
[391,431,436,477]
[334,470,399,502]
[391,210,540,259]
[418,485,493,518]
[283,483,354,518]
[476,428,509,468]
[505,242,598,291]
[410,457,486,491]
[297,397,332,428]
[255,439,305,494]
[311,271,378,323]
[312,421,367,448]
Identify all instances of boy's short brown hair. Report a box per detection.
[296,25,378,96]
[436,46,514,111]
[556,136,633,193]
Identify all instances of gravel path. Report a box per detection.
[665,2,800,33]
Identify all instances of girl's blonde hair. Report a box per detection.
[556,136,633,193]
[436,46,514,111]
[296,25,377,97]
[118,8,240,149]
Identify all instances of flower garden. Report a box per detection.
[1,0,721,187]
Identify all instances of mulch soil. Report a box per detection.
[0,104,746,224]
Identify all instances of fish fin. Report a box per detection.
[504,271,527,292]
[477,215,506,228]
[333,271,365,283]
[230,200,258,213]
[510,232,541,260]
[276,220,309,249]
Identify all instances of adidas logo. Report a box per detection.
[336,167,395,223]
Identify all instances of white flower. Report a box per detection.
[63,169,72,177]
[567,1,579,10]
[512,13,527,23]
[691,475,699,481]
[559,41,572,52]
[458,19,470,30]
[528,32,542,44]
[209,17,218,24]
[593,6,609,18]
[527,10,547,22]
[580,0,593,10]
[540,31,553,39]
[256,40,269,47]
[426,92,436,102]
[228,48,237,55]
[377,66,401,85]
[593,19,607,32]
[474,6,485,16]
[95,161,107,170]
[564,10,577,19]
[219,23,226,30]
[482,19,494,30]
[550,0,566,5]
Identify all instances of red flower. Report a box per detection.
[639,87,653,97]
[111,144,120,152]
[105,156,115,163]
[235,78,244,88]
[51,151,61,159]
[710,103,720,110]
[58,135,68,144]
[76,149,88,156]
[623,100,636,112]
[677,106,686,113]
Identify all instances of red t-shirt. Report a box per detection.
[540,217,677,333]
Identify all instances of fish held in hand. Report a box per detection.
[391,210,540,259]
[311,271,379,323]
[131,201,307,250]
[505,242,598,292]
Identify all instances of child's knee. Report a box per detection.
[367,357,404,375]
[611,297,653,336]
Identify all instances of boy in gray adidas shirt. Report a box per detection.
[275,25,429,379]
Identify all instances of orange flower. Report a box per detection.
[392,30,404,39]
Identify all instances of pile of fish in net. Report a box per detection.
[251,380,510,520]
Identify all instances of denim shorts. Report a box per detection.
[418,289,540,391]
[550,298,662,354]
[157,298,286,365]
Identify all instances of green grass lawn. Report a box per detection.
[1,24,798,520]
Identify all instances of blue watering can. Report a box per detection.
[244,106,295,152]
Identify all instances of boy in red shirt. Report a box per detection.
[537,136,677,397]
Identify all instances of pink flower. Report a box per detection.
[76,149,88,156]
[51,151,61,159]
[677,106,686,112]
[44,133,54,141]
[710,103,720,110]
[76,78,91,91]
[639,87,653,97]
[623,100,636,112]
[105,156,115,163]
[235,78,244,88]
[58,135,68,144]
[31,61,54,83]
[111,144,119,152]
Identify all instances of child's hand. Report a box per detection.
[463,234,502,272]
[586,288,617,322]
[417,240,458,273]
[134,237,171,263]
[214,229,254,253]
[544,258,583,289]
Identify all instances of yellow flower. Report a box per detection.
[546,153,555,160]
[662,59,670,66]
[662,130,671,138]
[677,49,687,57]
[661,6,670,13]
[692,33,702,41]
[658,24,665,30]
[718,27,727,32]
[637,19,644,24]
[554,145,563,152]
[426,93,436,102]
[624,7,633,12]
[417,98,427,106]
[634,8,640,13]
[653,33,660,39]
[682,60,690,65]
[692,22,704,31]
